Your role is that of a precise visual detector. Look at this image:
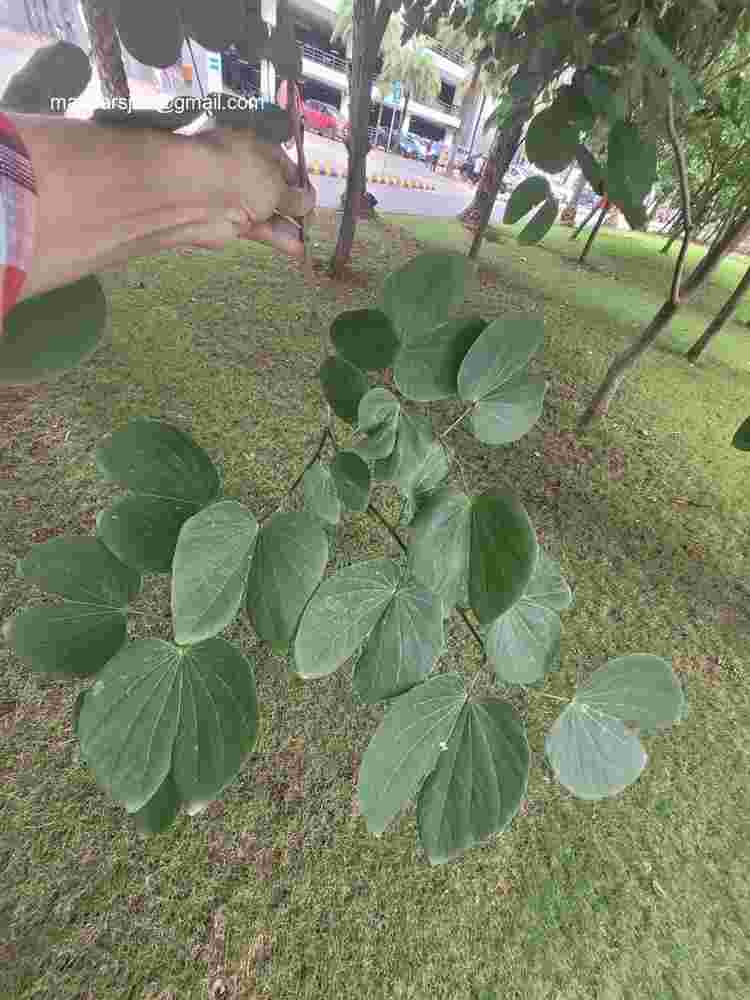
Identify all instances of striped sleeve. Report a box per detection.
[0,111,37,330]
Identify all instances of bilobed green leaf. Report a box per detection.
[358,672,467,836]
[578,654,685,737]
[503,176,551,225]
[330,450,371,512]
[457,318,548,443]
[576,143,606,195]
[458,317,544,403]
[294,558,402,678]
[470,488,538,625]
[353,388,400,461]
[1,40,91,113]
[417,699,529,864]
[484,549,573,685]
[109,0,184,68]
[180,0,246,51]
[525,106,579,174]
[393,316,488,401]
[607,121,657,231]
[18,536,141,606]
[330,309,400,371]
[303,462,341,525]
[373,411,434,491]
[352,574,444,704]
[5,605,127,677]
[402,439,452,525]
[380,252,476,340]
[639,27,701,109]
[731,415,750,451]
[518,198,559,245]
[582,67,626,122]
[96,496,199,574]
[245,511,328,645]
[172,501,258,645]
[408,487,472,613]
[470,371,548,444]
[95,418,220,506]
[77,636,258,814]
[132,772,181,835]
[545,654,685,800]
[0,277,106,385]
[552,85,595,133]
[546,707,647,801]
[319,356,370,424]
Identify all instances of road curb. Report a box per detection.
[307,161,436,191]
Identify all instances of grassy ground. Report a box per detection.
[1,211,748,1000]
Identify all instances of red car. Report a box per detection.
[303,99,339,138]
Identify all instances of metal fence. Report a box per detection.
[300,42,349,74]
[425,41,466,66]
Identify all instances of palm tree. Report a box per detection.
[381,34,441,146]
[431,21,487,169]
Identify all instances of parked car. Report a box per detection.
[303,99,339,138]
[317,101,350,142]
[368,125,389,149]
[398,133,423,158]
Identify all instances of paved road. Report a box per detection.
[311,173,511,222]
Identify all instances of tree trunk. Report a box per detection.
[579,203,608,263]
[330,0,388,276]
[579,205,750,427]
[80,0,130,101]
[560,170,587,228]
[460,43,566,260]
[685,262,750,363]
[401,92,411,142]
[448,60,482,172]
[571,199,603,241]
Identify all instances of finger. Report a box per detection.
[269,143,302,187]
[276,180,317,220]
[240,218,306,258]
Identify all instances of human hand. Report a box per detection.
[189,123,316,257]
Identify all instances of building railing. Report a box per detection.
[425,41,466,66]
[299,42,349,74]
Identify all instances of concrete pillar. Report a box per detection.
[401,112,411,132]
[261,0,277,101]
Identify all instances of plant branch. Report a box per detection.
[286,427,332,499]
[440,405,474,439]
[367,502,408,554]
[457,606,484,653]
[666,90,692,306]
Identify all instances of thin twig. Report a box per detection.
[440,405,474,439]
[457,606,484,653]
[666,90,692,305]
[367,503,408,554]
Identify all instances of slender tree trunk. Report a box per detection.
[80,0,129,101]
[448,59,482,172]
[560,170,587,228]
[579,205,750,427]
[330,0,389,275]
[571,199,602,241]
[579,203,608,263]
[685,262,750,363]
[460,42,566,260]
[401,92,411,142]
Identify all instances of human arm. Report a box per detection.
[4,111,315,307]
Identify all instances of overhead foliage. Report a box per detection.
[4,250,689,865]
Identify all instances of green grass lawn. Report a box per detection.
[1,211,748,1000]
